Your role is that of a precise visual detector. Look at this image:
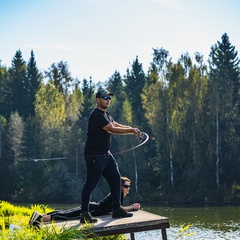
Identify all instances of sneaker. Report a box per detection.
[80,211,98,223]
[112,207,133,218]
[29,211,42,228]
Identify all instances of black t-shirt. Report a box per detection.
[84,108,114,155]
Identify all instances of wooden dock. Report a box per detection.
[52,210,170,240]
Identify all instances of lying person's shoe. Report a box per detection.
[29,211,43,229]
[112,207,133,218]
[80,211,98,223]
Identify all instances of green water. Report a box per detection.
[143,204,240,239]
[144,204,240,230]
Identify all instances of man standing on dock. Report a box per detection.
[81,87,141,223]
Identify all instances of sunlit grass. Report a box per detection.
[175,224,195,239]
[0,201,126,240]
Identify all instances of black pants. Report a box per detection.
[47,202,109,221]
[81,152,121,213]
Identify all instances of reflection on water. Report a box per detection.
[134,226,240,240]
[47,203,240,239]
[141,205,240,240]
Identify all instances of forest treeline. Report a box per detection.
[1,33,240,204]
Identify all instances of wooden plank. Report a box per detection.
[51,210,170,239]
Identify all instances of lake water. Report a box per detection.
[47,203,240,240]
[140,205,240,240]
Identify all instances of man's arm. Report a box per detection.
[122,203,141,212]
[113,121,132,129]
[103,122,140,135]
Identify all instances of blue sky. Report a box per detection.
[0,0,239,83]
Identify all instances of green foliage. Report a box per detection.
[35,82,66,157]
[81,78,95,119]
[8,50,28,117]
[232,184,240,202]
[6,112,24,162]
[27,50,42,116]
[0,64,10,117]
[107,71,125,123]
[45,61,76,95]
[0,115,7,158]
[124,56,146,127]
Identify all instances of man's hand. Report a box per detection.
[132,128,141,135]
[132,203,141,210]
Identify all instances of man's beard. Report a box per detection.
[100,103,108,110]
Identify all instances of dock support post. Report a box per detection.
[161,228,168,240]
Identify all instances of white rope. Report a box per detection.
[28,132,149,162]
[112,132,149,155]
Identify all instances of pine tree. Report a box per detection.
[27,50,42,116]
[0,115,7,160]
[81,78,95,119]
[45,61,74,95]
[9,50,28,118]
[124,56,146,127]
[107,71,124,122]
[0,62,10,118]
[209,33,240,189]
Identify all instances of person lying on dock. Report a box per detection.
[29,176,141,228]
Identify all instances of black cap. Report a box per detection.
[96,88,114,98]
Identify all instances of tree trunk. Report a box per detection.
[131,138,138,193]
[133,148,138,193]
[170,149,174,186]
[216,110,220,188]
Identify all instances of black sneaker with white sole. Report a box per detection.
[29,211,43,229]
[112,207,133,218]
